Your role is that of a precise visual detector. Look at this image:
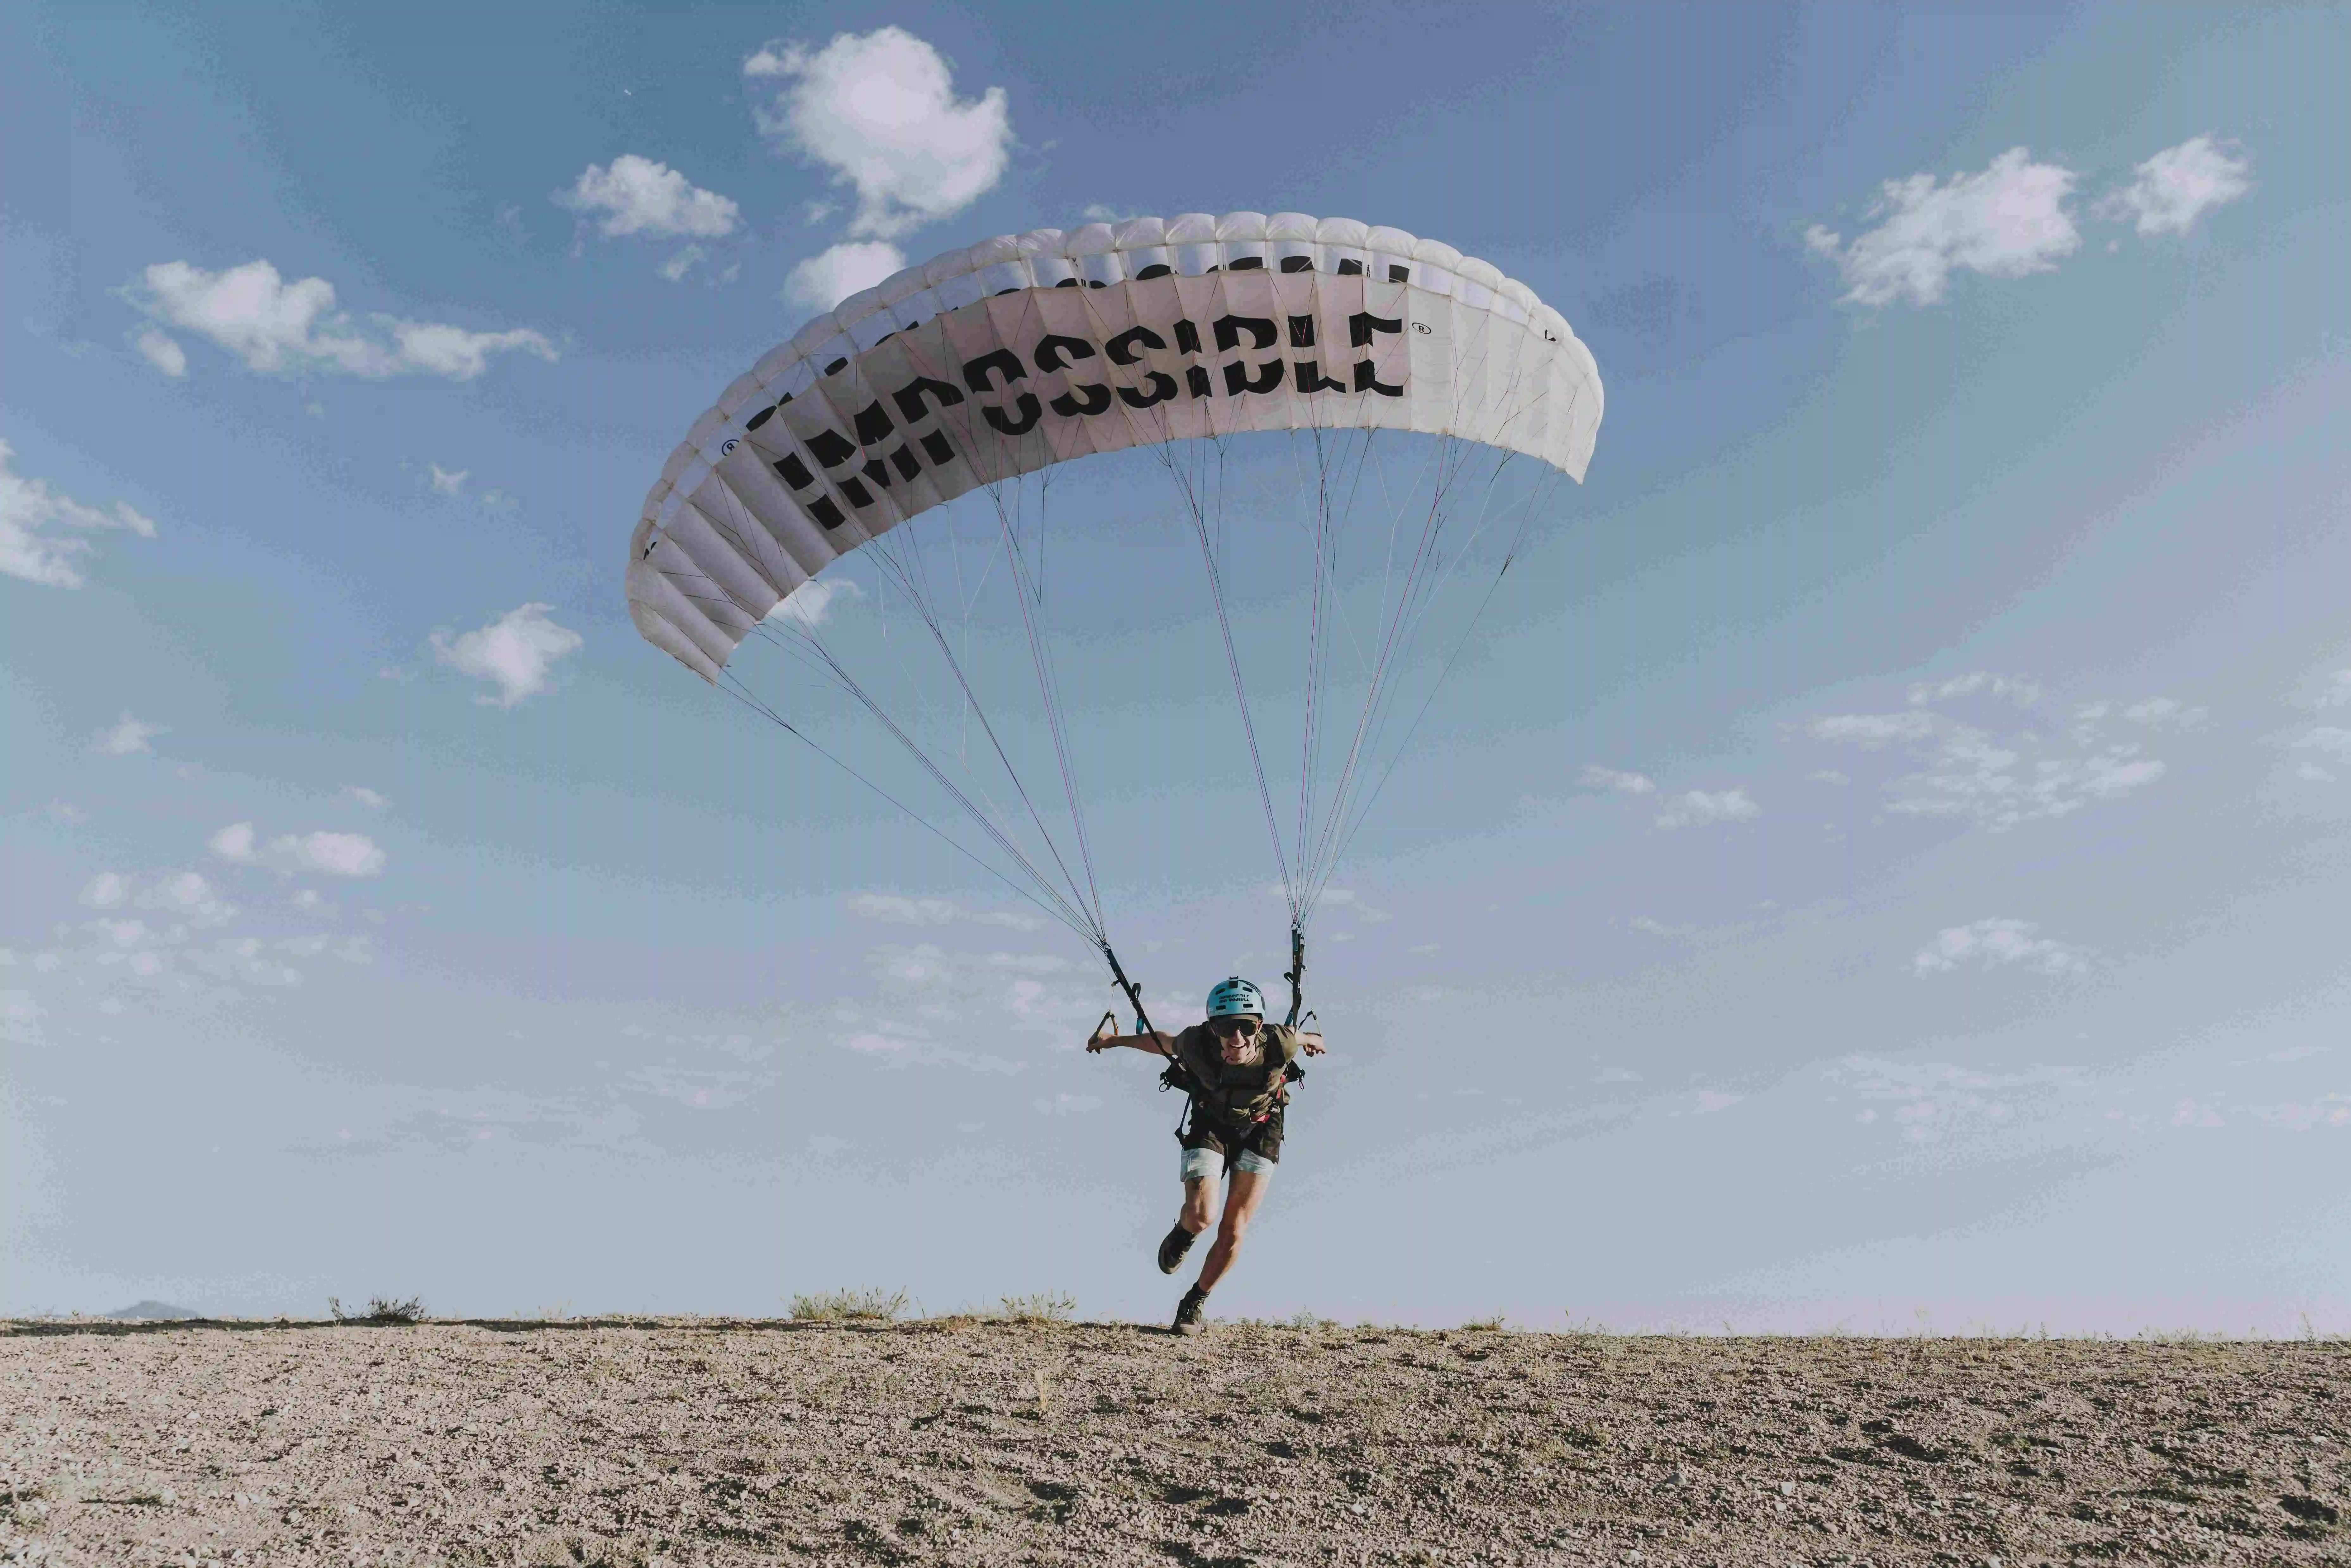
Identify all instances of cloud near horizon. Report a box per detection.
[128,260,557,381]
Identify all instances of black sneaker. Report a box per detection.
[1172,1285,1209,1336]
[1157,1224,1199,1274]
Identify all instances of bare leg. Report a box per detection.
[1193,1168,1270,1295]
[1178,1175,1216,1236]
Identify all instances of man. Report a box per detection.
[1087,976,1325,1334]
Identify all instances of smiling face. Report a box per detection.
[1210,1013,1264,1063]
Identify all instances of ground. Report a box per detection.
[2,1317,2344,1566]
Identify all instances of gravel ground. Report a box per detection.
[3,1316,2344,1566]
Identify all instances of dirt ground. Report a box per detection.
[3,1316,2344,1567]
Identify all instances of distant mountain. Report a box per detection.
[103,1300,200,1320]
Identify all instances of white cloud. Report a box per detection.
[555,154,741,240]
[1807,147,2079,308]
[1693,1090,1741,1115]
[658,246,705,283]
[1810,700,2173,832]
[2120,696,2208,729]
[746,27,1012,241]
[846,892,1047,933]
[1906,671,2041,708]
[2,441,159,589]
[783,241,906,312]
[94,714,164,755]
[1408,943,1440,957]
[2171,1098,2224,1128]
[1582,764,1657,796]
[2291,726,2351,759]
[1630,916,1695,939]
[2097,136,2251,236]
[290,888,336,915]
[79,870,239,930]
[766,576,863,628]
[430,602,584,706]
[1808,770,1850,785]
[1806,712,1936,749]
[1912,918,2088,977]
[344,786,388,809]
[1317,887,1392,924]
[478,488,517,515]
[1655,787,1760,830]
[428,464,468,497]
[209,821,387,878]
[134,326,187,378]
[129,259,557,381]
[1080,204,1133,223]
[1032,1092,1102,1117]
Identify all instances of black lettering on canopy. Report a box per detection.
[1185,366,1212,399]
[1118,372,1178,409]
[1134,263,1172,280]
[891,376,963,424]
[1279,256,1314,273]
[962,349,1026,393]
[853,402,895,446]
[839,476,874,508]
[807,495,847,530]
[1213,316,1278,353]
[861,459,894,491]
[964,349,1041,436]
[984,393,1042,435]
[918,430,955,467]
[1049,384,1113,417]
[1105,325,1165,365]
[1386,265,1410,284]
[773,453,816,490]
[1353,361,1404,397]
[1225,359,1284,397]
[1287,315,1316,348]
[1294,362,1347,394]
[1034,334,1097,373]
[1336,258,1365,276]
[888,447,922,481]
[1172,319,1202,356]
[1226,255,1264,271]
[806,428,858,469]
[1350,312,1404,348]
[744,402,780,432]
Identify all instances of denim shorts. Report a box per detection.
[1181,1144,1276,1181]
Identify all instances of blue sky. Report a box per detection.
[4,1,2348,1330]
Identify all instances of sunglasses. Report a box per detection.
[1209,1016,1262,1038]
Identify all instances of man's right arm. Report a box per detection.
[1086,1023,1175,1056]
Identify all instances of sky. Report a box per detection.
[3,1,2348,1332]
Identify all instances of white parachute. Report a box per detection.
[625,211,1603,1020]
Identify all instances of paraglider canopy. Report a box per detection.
[628,212,1599,682]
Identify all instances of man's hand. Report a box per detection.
[1298,1031,1326,1057]
[1086,1012,1118,1053]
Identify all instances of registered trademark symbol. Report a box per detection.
[1412,321,1432,335]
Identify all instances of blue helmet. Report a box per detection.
[1205,977,1265,1020]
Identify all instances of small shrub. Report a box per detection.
[1286,1309,1337,1330]
[789,1288,908,1322]
[329,1294,427,1325]
[1464,1313,1507,1331]
[999,1292,1076,1323]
